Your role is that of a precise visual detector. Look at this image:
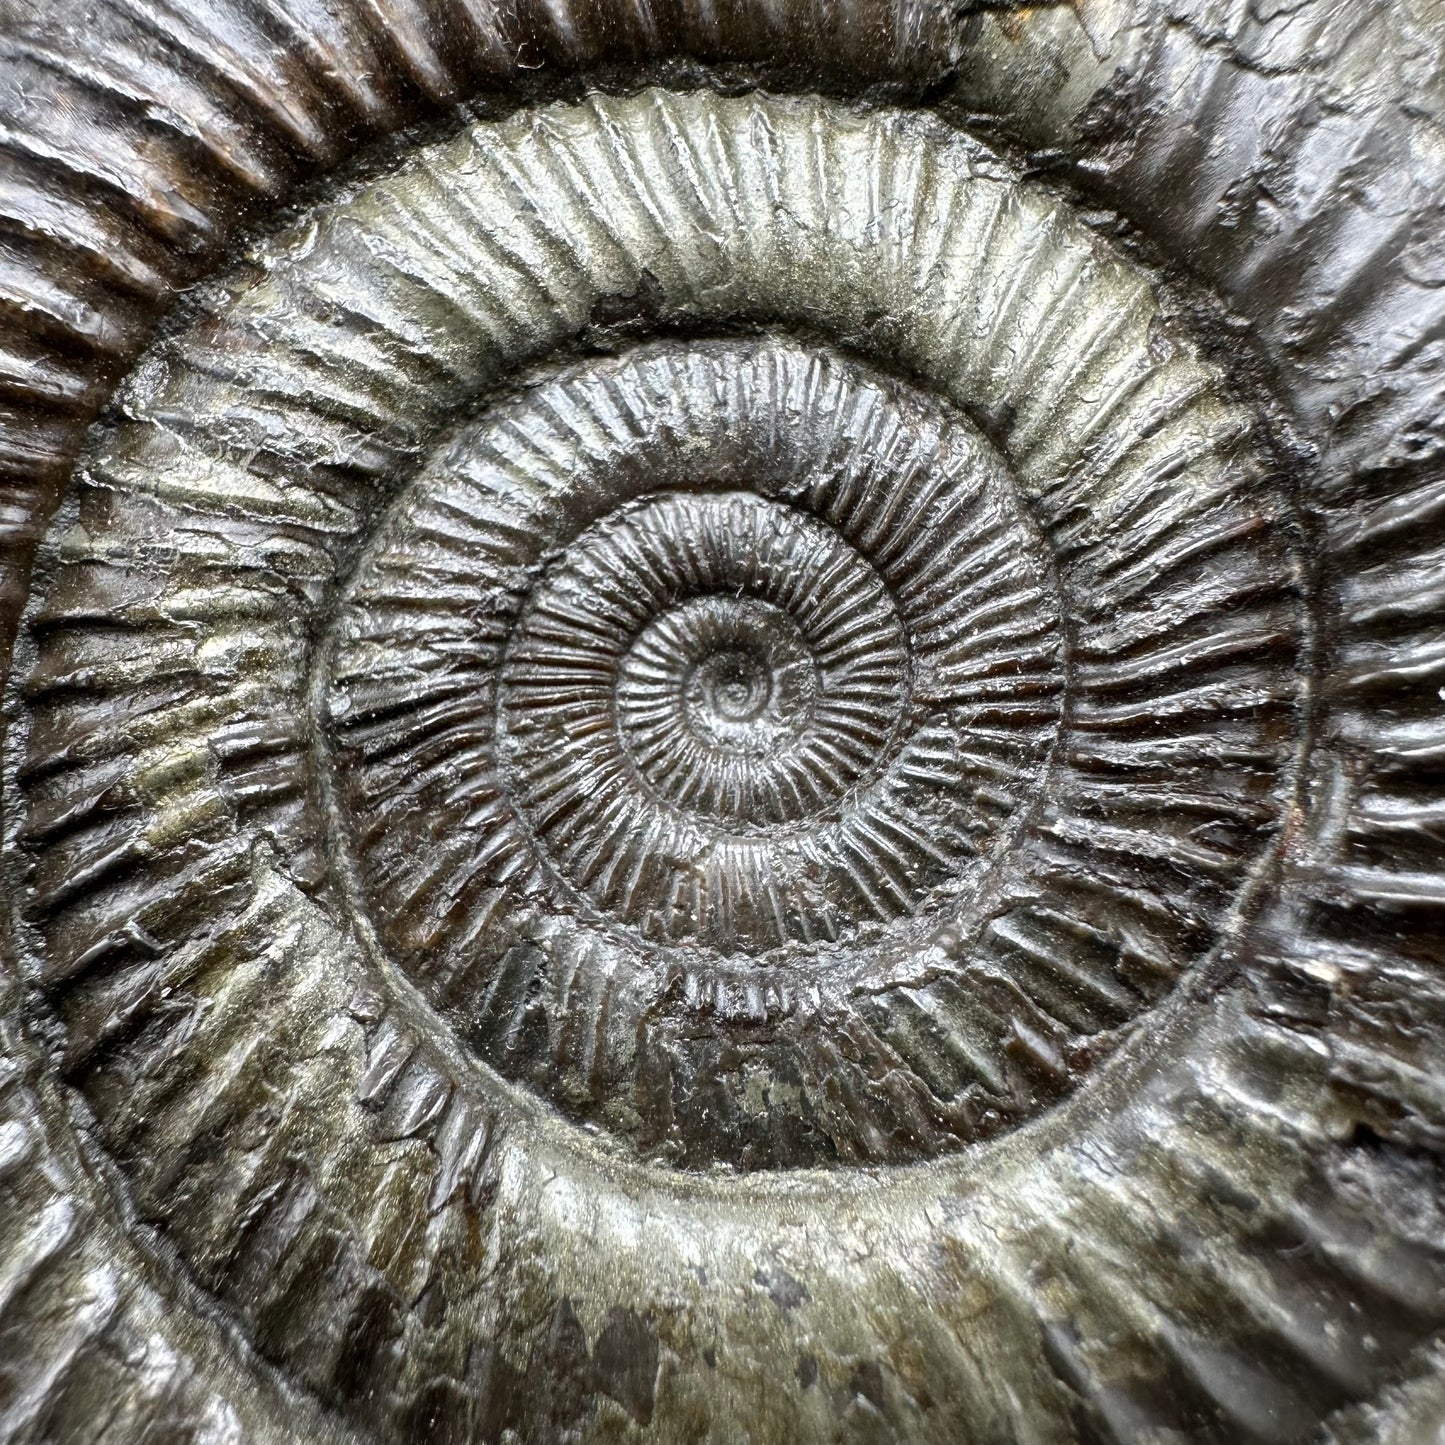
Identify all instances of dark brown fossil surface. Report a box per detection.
[0,1,1444,1442]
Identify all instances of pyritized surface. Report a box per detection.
[3,38,1437,1442]
[12,87,1300,1175]
[326,339,1068,1162]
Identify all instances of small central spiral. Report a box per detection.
[687,644,773,727]
[498,490,910,939]
[506,492,905,863]
[621,597,821,797]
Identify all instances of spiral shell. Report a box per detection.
[0,2,1443,1443]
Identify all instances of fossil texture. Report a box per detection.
[0,1,1444,1443]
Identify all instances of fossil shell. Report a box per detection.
[0,2,1443,1443]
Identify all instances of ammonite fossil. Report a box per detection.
[0,1,1443,1441]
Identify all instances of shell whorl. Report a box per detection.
[0,6,1443,1445]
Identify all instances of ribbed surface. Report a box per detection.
[0,0,950,647]
[0,4,1442,1441]
[328,338,1064,1163]
[955,0,1445,1164]
[0,990,353,1444]
[15,93,1295,1173]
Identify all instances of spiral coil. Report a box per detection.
[0,5,1442,1443]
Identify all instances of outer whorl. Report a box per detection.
[0,3,1443,1444]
